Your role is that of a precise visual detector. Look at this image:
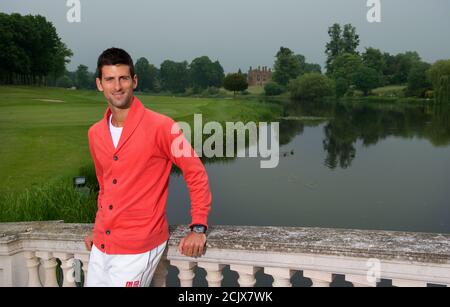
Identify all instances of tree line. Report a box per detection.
[267,23,450,103]
[0,13,73,86]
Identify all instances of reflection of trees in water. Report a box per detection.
[425,103,450,146]
[320,102,450,170]
[172,100,450,173]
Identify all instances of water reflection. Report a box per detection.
[281,101,450,170]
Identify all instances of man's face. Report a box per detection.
[96,64,138,109]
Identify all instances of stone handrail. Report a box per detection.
[0,221,449,287]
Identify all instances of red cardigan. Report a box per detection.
[88,96,212,254]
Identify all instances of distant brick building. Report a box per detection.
[247,66,272,86]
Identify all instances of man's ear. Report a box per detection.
[96,78,104,92]
[133,74,138,90]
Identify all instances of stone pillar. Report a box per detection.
[170,260,196,287]
[35,251,58,287]
[264,267,294,287]
[53,252,76,287]
[197,262,225,287]
[24,251,42,287]
[230,264,260,287]
[75,253,90,287]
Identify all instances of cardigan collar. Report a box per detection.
[101,96,146,153]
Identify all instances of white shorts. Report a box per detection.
[86,241,167,287]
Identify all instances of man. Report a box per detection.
[84,48,212,287]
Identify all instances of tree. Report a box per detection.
[427,59,450,103]
[223,73,248,97]
[135,57,158,92]
[342,24,360,54]
[325,23,359,74]
[0,13,72,85]
[75,65,91,89]
[264,82,285,96]
[393,51,421,84]
[189,56,224,90]
[273,47,301,86]
[160,60,189,93]
[362,47,385,75]
[353,66,381,96]
[288,73,334,101]
[325,23,343,72]
[329,53,363,97]
[406,62,431,97]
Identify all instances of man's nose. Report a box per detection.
[113,79,122,91]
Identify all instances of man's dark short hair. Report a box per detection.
[97,48,135,79]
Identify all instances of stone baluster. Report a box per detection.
[24,251,42,287]
[392,279,428,287]
[230,264,260,287]
[170,260,196,287]
[197,262,225,287]
[303,270,333,287]
[75,253,90,287]
[153,258,169,287]
[53,252,76,287]
[264,267,294,287]
[345,274,378,287]
[35,251,58,287]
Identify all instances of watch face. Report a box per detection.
[193,225,206,233]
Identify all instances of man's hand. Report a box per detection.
[178,232,206,258]
[84,232,94,251]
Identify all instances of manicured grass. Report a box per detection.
[0,86,282,193]
[372,85,407,97]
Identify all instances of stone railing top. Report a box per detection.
[1,221,449,264]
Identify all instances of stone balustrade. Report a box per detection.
[0,221,449,287]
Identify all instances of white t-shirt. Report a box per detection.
[109,114,123,148]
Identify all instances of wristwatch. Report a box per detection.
[190,224,207,234]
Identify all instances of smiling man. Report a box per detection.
[84,48,212,287]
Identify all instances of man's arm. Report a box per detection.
[84,128,104,251]
[160,119,212,257]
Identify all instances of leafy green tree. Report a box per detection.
[325,23,343,72]
[56,75,73,88]
[160,60,189,93]
[342,24,360,54]
[288,73,334,101]
[393,51,421,84]
[273,47,301,86]
[135,57,159,92]
[362,47,385,75]
[223,73,248,97]
[353,66,381,96]
[0,13,72,85]
[329,53,363,97]
[75,65,91,89]
[189,56,224,90]
[427,59,450,103]
[325,23,359,74]
[406,62,431,97]
[264,82,285,96]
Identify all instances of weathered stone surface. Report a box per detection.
[1,222,449,264]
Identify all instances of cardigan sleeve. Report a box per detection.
[159,118,212,228]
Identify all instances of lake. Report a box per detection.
[167,101,450,234]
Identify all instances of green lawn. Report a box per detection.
[372,85,407,97]
[0,86,282,192]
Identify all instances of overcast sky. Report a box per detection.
[1,0,449,73]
